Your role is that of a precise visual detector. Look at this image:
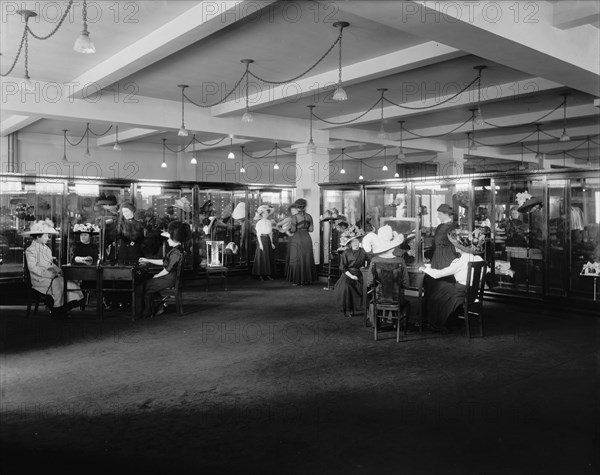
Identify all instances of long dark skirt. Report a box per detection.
[135,274,175,318]
[252,235,275,276]
[287,230,317,285]
[333,272,363,314]
[424,278,466,331]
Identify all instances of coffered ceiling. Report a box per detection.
[1,0,599,171]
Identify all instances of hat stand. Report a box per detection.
[323,221,334,291]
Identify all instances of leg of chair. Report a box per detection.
[373,307,378,341]
[396,317,400,342]
[34,301,39,315]
[26,301,32,317]
[478,309,484,337]
[176,292,183,315]
[465,306,471,339]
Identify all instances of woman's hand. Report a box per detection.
[271,244,276,250]
[138,257,147,264]
[259,246,264,252]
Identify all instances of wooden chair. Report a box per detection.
[460,261,487,338]
[23,256,46,317]
[370,262,410,342]
[153,253,186,316]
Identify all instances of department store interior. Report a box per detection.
[1,1,599,474]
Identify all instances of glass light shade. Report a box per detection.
[190,156,197,165]
[377,124,389,140]
[358,174,364,180]
[178,125,188,137]
[535,152,543,160]
[241,110,253,123]
[83,148,91,159]
[73,32,96,54]
[227,151,235,159]
[161,161,167,168]
[394,172,400,178]
[559,129,570,142]
[113,142,122,152]
[340,168,346,174]
[474,107,485,126]
[308,139,317,153]
[21,75,35,91]
[397,151,406,160]
[62,153,68,162]
[240,166,246,174]
[332,82,347,101]
[274,163,280,170]
[382,164,388,171]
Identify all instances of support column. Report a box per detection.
[293,144,330,265]
[434,148,465,182]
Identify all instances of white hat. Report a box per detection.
[361,232,378,253]
[173,197,191,213]
[371,225,404,254]
[21,219,58,236]
[255,204,274,218]
[202,216,216,235]
[232,202,246,220]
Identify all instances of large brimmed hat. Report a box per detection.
[437,204,454,215]
[21,219,58,236]
[339,225,365,246]
[173,197,191,213]
[517,196,543,214]
[294,198,307,210]
[255,204,274,218]
[447,229,485,254]
[72,223,100,235]
[371,225,404,254]
[232,202,246,220]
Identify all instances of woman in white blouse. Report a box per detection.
[252,205,276,280]
[419,229,484,332]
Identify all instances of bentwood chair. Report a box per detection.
[24,256,46,317]
[370,262,410,342]
[460,261,487,338]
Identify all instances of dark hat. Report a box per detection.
[294,198,308,210]
[437,204,454,215]
[447,229,485,254]
[517,197,543,214]
[96,193,118,206]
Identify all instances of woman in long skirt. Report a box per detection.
[287,198,317,285]
[333,226,366,317]
[252,205,275,280]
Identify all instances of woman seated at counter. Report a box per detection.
[24,220,84,319]
[134,221,191,319]
[70,223,100,265]
[419,229,484,332]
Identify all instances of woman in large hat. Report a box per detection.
[419,229,485,332]
[24,220,83,318]
[252,205,276,281]
[70,223,100,265]
[333,226,366,318]
[287,198,318,285]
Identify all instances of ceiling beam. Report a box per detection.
[97,128,162,146]
[211,41,465,116]
[553,1,600,30]
[0,115,39,136]
[328,126,447,153]
[337,1,600,95]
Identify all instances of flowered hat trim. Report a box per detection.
[72,223,100,234]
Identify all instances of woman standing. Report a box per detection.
[117,202,145,265]
[287,198,317,285]
[429,204,458,270]
[252,205,275,281]
[333,226,366,318]
[24,220,83,318]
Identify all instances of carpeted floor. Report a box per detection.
[1,276,598,474]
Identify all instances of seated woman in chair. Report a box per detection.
[419,229,484,332]
[366,225,411,325]
[24,220,83,319]
[332,225,366,318]
[135,221,191,319]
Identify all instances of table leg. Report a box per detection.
[97,271,103,320]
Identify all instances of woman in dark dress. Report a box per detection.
[287,198,318,285]
[333,226,366,318]
[423,203,458,328]
[252,204,275,280]
[135,221,191,319]
[117,202,145,265]
[70,223,100,265]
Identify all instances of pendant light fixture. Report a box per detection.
[18,10,36,91]
[241,59,254,123]
[397,120,406,159]
[73,0,96,54]
[358,160,364,181]
[62,129,68,162]
[377,88,389,139]
[382,146,388,171]
[307,105,317,153]
[469,108,478,150]
[466,132,472,159]
[83,123,91,159]
[227,135,235,159]
[534,123,542,160]
[161,138,167,168]
[586,136,591,167]
[518,142,527,170]
[332,21,350,101]
[340,148,346,174]
[190,134,197,164]
[274,142,280,170]
[113,125,122,151]
[473,65,486,126]
[240,145,246,174]
[177,85,189,136]
[559,93,571,142]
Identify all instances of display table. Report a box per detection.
[62,264,137,320]
[580,273,599,301]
